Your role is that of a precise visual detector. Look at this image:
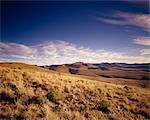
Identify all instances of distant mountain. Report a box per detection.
[94,63,149,71]
[41,62,150,80]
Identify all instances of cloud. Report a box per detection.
[140,49,150,55]
[96,11,150,32]
[96,11,150,56]
[133,37,150,46]
[0,42,37,58]
[0,41,149,65]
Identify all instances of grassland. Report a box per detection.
[0,63,150,120]
[47,62,149,80]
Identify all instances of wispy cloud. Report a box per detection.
[96,11,150,32]
[0,42,37,58]
[0,41,149,65]
[133,37,150,46]
[140,49,150,55]
[133,37,150,55]
[96,11,150,57]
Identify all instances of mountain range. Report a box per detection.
[41,62,149,80]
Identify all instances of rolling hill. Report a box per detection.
[43,62,149,80]
[0,62,150,120]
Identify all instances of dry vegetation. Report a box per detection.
[0,63,150,120]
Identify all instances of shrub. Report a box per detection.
[27,96,46,105]
[79,104,86,112]
[0,83,6,88]
[97,100,110,113]
[38,95,46,103]
[18,67,22,70]
[0,92,17,104]
[46,90,64,102]
[9,84,19,95]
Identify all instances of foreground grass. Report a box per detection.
[0,63,150,120]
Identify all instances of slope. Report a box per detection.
[0,63,150,120]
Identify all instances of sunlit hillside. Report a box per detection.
[0,63,150,120]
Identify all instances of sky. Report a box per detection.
[1,0,150,65]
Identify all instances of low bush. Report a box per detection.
[46,90,64,102]
[27,96,46,105]
[97,100,110,113]
[0,92,16,104]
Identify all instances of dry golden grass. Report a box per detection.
[0,63,150,120]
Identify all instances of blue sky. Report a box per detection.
[1,1,150,65]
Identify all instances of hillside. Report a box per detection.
[43,62,149,80]
[0,63,150,120]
